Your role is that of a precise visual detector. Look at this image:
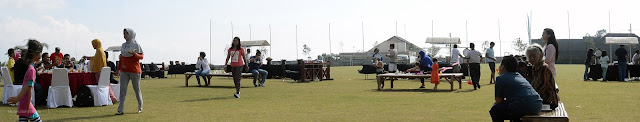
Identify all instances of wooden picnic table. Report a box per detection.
[184,72,253,86]
[376,73,464,91]
[523,102,569,122]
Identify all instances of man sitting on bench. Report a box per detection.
[249,50,268,87]
[490,56,543,122]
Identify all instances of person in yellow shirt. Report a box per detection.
[6,48,16,83]
[90,39,117,103]
[90,39,107,73]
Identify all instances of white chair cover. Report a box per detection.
[86,67,112,106]
[110,83,120,101]
[47,68,73,108]
[2,67,35,106]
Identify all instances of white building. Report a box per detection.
[338,36,423,66]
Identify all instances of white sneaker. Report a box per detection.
[234,93,240,98]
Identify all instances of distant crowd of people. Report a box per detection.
[4,28,145,121]
[367,28,564,121]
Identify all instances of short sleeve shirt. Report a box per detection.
[17,64,37,117]
[616,48,628,61]
[467,50,482,63]
[485,48,495,62]
[228,48,245,67]
[451,49,460,63]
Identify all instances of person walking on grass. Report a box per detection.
[486,42,497,84]
[225,37,249,98]
[8,39,43,122]
[116,28,144,115]
[466,43,483,90]
[249,50,268,87]
[195,52,211,86]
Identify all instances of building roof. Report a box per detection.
[365,36,423,52]
[605,37,638,44]
[425,37,461,44]
[241,40,271,47]
[105,46,121,52]
[602,33,639,38]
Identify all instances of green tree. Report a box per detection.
[482,40,490,51]
[595,29,607,37]
[426,45,440,57]
[584,34,595,49]
[513,38,527,55]
[303,44,311,58]
[319,53,340,61]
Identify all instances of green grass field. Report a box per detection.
[1,64,639,121]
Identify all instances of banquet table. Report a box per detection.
[37,72,98,96]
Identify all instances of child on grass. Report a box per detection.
[431,59,440,90]
[8,39,43,122]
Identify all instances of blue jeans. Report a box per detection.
[490,101,542,122]
[618,61,627,81]
[195,70,210,85]
[583,65,589,80]
[252,69,268,85]
[602,67,608,81]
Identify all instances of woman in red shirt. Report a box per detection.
[225,37,249,98]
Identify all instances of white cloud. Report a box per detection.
[0,15,121,62]
[0,0,66,10]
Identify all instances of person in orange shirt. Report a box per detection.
[116,28,144,115]
[50,47,63,65]
[431,59,440,90]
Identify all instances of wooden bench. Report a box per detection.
[376,73,464,91]
[184,72,253,86]
[523,102,569,122]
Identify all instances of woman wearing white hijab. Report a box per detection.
[116,28,144,115]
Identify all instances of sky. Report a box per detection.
[1,0,639,65]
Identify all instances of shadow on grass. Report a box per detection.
[180,86,253,89]
[48,114,116,122]
[454,89,476,93]
[371,89,454,93]
[599,81,640,83]
[180,97,231,102]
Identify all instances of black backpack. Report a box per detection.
[74,85,94,107]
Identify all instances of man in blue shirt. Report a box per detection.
[615,45,628,81]
[490,56,542,122]
[249,50,268,87]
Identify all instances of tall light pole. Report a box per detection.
[269,24,272,57]
[209,19,212,63]
[296,25,299,59]
[329,23,332,54]
[498,18,502,56]
[362,21,365,61]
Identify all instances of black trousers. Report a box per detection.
[469,63,481,88]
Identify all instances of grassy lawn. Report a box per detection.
[1,64,639,121]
